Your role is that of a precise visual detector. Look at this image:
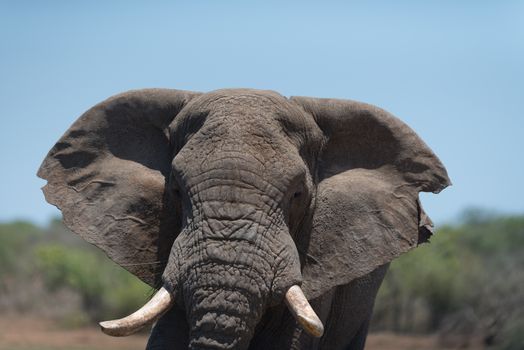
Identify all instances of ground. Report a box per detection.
[0,316,480,350]
[0,317,146,350]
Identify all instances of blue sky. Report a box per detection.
[1,1,523,225]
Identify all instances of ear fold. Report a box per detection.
[290,97,450,299]
[38,89,200,287]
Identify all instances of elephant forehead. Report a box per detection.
[173,142,306,191]
[181,95,288,135]
[198,88,288,110]
[171,89,316,144]
[174,112,305,176]
[169,89,319,187]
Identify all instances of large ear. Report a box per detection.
[38,89,201,287]
[290,97,451,299]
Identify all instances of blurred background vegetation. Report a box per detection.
[373,210,524,350]
[0,210,523,349]
[0,219,152,329]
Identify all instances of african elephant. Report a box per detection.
[38,88,449,349]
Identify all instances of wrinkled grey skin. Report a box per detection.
[38,88,450,349]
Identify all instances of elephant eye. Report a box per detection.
[288,191,302,207]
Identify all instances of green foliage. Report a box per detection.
[0,221,41,278]
[35,244,152,320]
[0,219,151,324]
[373,210,524,348]
[37,245,104,296]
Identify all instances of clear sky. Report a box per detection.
[1,1,523,226]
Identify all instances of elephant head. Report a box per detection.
[38,88,449,349]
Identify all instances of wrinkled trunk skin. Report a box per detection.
[175,230,298,350]
[165,208,301,349]
[185,264,265,349]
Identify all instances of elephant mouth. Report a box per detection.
[99,284,323,338]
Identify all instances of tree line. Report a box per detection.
[0,209,522,349]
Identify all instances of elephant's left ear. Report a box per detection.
[290,96,451,299]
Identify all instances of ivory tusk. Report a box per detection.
[99,286,174,337]
[285,285,324,337]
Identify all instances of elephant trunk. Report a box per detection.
[183,262,268,350]
[187,291,258,349]
[180,238,323,348]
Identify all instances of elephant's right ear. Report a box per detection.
[38,89,201,287]
[290,96,451,299]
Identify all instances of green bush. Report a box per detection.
[373,210,524,349]
[0,220,152,325]
[36,244,151,321]
[0,221,41,276]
